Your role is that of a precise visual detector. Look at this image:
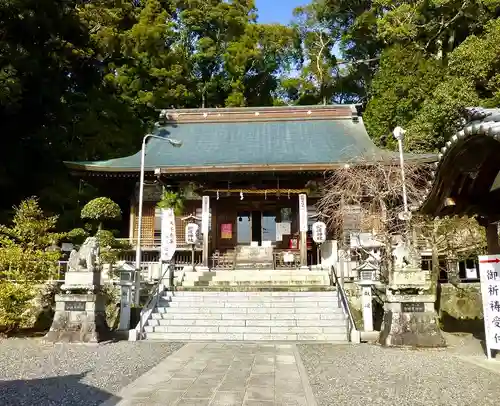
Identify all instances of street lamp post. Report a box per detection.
[134,134,182,306]
[393,126,409,214]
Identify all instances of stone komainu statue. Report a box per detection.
[68,237,100,272]
[392,241,410,269]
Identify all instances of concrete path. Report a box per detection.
[106,342,317,406]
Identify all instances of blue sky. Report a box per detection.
[255,0,310,24]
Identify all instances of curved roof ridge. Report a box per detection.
[420,106,500,215]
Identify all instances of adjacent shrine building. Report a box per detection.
[66,105,432,270]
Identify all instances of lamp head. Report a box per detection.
[167,138,183,148]
[393,126,406,141]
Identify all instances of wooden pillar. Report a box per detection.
[129,198,136,243]
[486,223,500,255]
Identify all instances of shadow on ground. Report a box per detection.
[0,374,121,406]
[439,311,491,356]
[440,311,484,336]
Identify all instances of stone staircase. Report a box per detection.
[143,290,349,342]
[181,269,331,287]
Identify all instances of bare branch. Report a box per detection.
[317,153,429,243]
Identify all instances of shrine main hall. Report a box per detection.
[66,104,433,270]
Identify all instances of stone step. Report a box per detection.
[144,325,346,334]
[207,281,328,287]
[163,290,337,296]
[151,312,345,320]
[154,306,343,314]
[142,289,349,343]
[158,300,340,308]
[161,295,338,302]
[175,286,337,292]
[148,318,346,327]
[144,331,347,341]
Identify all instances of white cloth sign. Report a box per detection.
[276,222,291,241]
[161,208,176,261]
[479,255,500,353]
[299,194,308,232]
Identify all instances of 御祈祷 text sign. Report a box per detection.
[479,255,500,355]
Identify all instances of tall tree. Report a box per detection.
[0,0,145,224]
[290,2,338,105]
[360,0,500,151]
[318,0,383,102]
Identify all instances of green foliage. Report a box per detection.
[0,282,35,333]
[81,197,122,230]
[67,228,89,245]
[0,198,62,281]
[4,0,500,230]
[157,190,185,216]
[101,283,120,330]
[78,196,129,265]
[364,45,444,149]
[95,229,131,265]
[0,198,63,333]
[0,0,144,222]
[416,216,486,260]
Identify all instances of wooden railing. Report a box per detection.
[117,250,203,266]
[273,250,301,269]
[116,238,199,250]
[209,249,303,270]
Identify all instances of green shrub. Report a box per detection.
[81,197,121,231]
[67,228,89,245]
[0,282,35,333]
[0,198,63,333]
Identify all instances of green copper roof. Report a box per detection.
[66,106,435,173]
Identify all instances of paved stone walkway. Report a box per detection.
[106,343,316,406]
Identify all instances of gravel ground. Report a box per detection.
[0,338,183,406]
[298,342,500,406]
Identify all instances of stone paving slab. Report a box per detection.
[104,342,317,406]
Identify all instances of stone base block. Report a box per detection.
[61,271,101,292]
[378,310,446,347]
[45,293,110,343]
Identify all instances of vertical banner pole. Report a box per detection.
[160,208,176,290]
[202,196,210,268]
[299,194,308,268]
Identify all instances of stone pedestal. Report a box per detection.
[378,294,446,347]
[379,242,445,347]
[45,293,110,343]
[61,271,101,292]
[47,236,111,343]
